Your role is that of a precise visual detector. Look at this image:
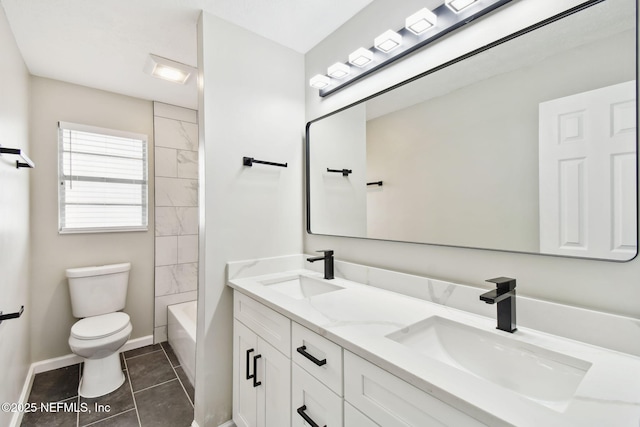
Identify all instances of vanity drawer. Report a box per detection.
[234,291,291,356]
[292,322,343,395]
[344,351,487,427]
[292,363,342,427]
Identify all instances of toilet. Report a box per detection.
[66,262,133,398]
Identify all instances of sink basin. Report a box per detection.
[386,316,591,411]
[259,275,343,300]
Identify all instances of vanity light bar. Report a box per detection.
[310,0,513,96]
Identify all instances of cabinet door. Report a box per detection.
[233,320,259,427]
[292,363,342,427]
[344,401,379,427]
[257,338,291,427]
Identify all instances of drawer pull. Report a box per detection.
[296,405,326,427]
[252,354,262,387]
[297,345,327,366]
[246,349,255,380]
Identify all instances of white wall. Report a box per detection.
[0,4,31,426]
[305,0,640,318]
[29,77,155,361]
[196,12,304,427]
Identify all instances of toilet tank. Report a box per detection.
[66,263,131,318]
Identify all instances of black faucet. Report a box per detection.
[306,250,334,280]
[480,277,517,333]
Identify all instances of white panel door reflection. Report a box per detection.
[539,80,637,260]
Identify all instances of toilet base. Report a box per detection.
[79,352,125,398]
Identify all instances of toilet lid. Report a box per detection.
[71,312,130,340]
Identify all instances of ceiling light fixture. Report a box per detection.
[405,8,438,35]
[144,54,194,84]
[374,30,402,53]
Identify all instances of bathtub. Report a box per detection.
[167,300,197,387]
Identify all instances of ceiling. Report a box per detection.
[1,0,374,109]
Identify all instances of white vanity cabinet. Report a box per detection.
[344,351,487,427]
[291,322,343,427]
[232,290,486,427]
[233,293,291,427]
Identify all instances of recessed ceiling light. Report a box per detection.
[445,0,480,13]
[309,74,331,89]
[405,8,438,35]
[348,48,374,67]
[374,30,402,53]
[327,63,350,79]
[144,54,194,84]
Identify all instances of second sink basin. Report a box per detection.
[386,316,591,411]
[259,274,343,300]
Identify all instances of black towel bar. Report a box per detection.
[367,181,383,186]
[0,146,34,169]
[0,305,24,324]
[327,168,352,176]
[243,157,287,168]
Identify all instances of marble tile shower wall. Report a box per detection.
[153,103,199,343]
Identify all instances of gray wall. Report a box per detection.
[29,77,155,362]
[196,12,304,427]
[305,0,640,318]
[0,5,31,426]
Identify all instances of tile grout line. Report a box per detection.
[132,377,179,395]
[124,348,164,362]
[160,344,194,408]
[82,408,137,427]
[122,354,143,427]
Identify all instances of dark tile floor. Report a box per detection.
[21,342,194,427]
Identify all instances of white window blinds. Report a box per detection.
[58,121,148,233]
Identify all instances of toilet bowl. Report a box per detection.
[68,312,132,398]
[66,263,132,398]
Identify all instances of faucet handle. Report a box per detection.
[316,249,334,256]
[486,277,516,291]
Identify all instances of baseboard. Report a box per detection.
[191,420,234,427]
[32,334,153,374]
[10,334,154,427]
[9,364,36,427]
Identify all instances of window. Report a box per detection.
[58,122,148,233]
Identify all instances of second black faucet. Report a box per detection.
[306,250,334,280]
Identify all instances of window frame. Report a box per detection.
[57,121,149,234]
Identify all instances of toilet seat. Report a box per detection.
[71,312,130,340]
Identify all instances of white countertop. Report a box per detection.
[228,268,640,427]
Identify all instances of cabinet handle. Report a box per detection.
[252,354,262,387]
[296,345,327,366]
[246,349,255,380]
[296,405,326,427]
